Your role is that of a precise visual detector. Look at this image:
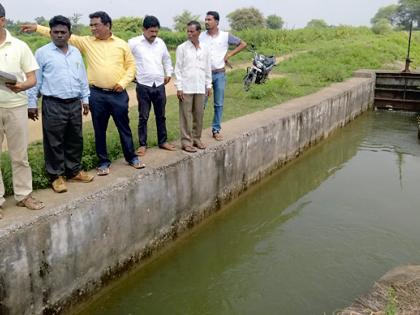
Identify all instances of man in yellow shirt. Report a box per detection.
[0,3,44,217]
[22,11,145,176]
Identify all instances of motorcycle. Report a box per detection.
[243,45,276,91]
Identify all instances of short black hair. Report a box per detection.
[89,11,112,28]
[143,15,160,29]
[49,15,71,32]
[187,20,201,32]
[206,11,219,21]
[0,3,5,18]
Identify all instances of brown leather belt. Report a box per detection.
[212,68,225,74]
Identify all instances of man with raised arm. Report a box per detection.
[22,11,144,176]
[128,15,176,156]
[199,11,247,141]
[27,15,94,193]
[0,3,44,217]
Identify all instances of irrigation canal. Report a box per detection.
[74,110,420,315]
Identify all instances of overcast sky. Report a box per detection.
[3,0,397,29]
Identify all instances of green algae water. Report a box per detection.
[76,111,420,315]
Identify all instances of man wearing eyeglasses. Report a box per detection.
[22,11,144,176]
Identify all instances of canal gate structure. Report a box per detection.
[374,70,420,137]
[374,71,420,112]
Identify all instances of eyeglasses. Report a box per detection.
[89,22,104,28]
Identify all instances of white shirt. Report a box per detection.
[199,30,241,70]
[174,40,212,94]
[128,35,173,87]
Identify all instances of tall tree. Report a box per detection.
[70,13,82,25]
[34,16,48,26]
[371,5,399,25]
[112,16,143,33]
[5,19,19,33]
[396,0,420,28]
[305,19,329,28]
[227,7,265,31]
[266,14,284,29]
[69,13,85,35]
[173,10,200,32]
[373,0,420,29]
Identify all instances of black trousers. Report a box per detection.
[136,83,168,147]
[42,96,83,179]
[89,87,137,167]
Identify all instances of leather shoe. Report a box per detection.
[16,195,45,210]
[159,142,177,151]
[212,132,223,141]
[52,176,67,193]
[182,145,197,153]
[193,141,206,149]
[136,146,146,156]
[69,171,94,183]
[129,157,146,169]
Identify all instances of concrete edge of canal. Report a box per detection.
[0,70,375,315]
[339,265,420,314]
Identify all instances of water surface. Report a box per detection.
[76,111,420,315]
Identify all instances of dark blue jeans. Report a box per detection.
[89,88,136,167]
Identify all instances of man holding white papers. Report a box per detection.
[0,2,44,217]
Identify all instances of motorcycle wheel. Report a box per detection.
[243,72,255,91]
[260,73,268,84]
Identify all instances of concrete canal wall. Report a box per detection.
[0,71,375,315]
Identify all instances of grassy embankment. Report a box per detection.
[2,27,419,195]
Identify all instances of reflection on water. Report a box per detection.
[76,111,420,315]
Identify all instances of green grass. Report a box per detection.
[385,288,398,315]
[2,27,419,195]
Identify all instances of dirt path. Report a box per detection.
[17,53,293,148]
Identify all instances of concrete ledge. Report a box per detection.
[0,73,375,315]
[339,265,420,314]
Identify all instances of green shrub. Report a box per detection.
[372,19,393,34]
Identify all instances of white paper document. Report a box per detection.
[0,71,17,92]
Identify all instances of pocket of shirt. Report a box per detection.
[196,53,206,70]
[2,54,20,72]
[107,48,124,62]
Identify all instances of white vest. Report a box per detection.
[199,31,229,70]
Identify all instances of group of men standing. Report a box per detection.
[0,2,246,219]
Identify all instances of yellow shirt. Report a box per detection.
[37,25,136,89]
[0,29,39,108]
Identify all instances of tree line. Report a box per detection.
[6,2,420,37]
[5,7,284,34]
[371,0,420,33]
